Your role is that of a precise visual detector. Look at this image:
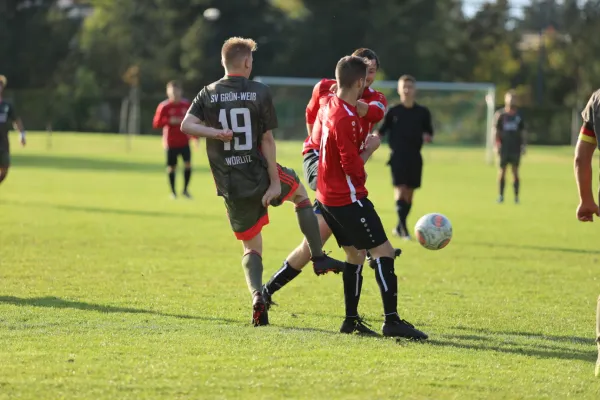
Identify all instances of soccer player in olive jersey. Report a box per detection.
[572,88,600,376]
[180,37,345,327]
[262,48,388,307]
[494,90,526,204]
[0,75,26,186]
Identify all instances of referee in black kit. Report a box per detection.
[376,75,433,240]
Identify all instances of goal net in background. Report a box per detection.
[254,77,496,164]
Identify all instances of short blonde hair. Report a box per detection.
[0,75,6,87]
[398,74,416,84]
[221,37,257,68]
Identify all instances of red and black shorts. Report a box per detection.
[224,164,300,241]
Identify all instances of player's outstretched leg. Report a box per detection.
[241,234,269,327]
[512,164,520,204]
[339,246,378,336]
[289,184,346,275]
[368,241,428,340]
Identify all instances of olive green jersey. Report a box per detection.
[187,76,278,199]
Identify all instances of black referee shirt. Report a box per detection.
[378,103,433,154]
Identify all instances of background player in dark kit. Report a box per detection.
[153,80,193,198]
[0,75,26,186]
[572,88,600,377]
[494,90,526,204]
[181,37,345,327]
[376,75,433,240]
[316,56,427,339]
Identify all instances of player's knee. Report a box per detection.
[292,183,309,204]
[167,166,176,173]
[242,234,263,256]
[184,163,192,170]
[342,246,363,265]
[368,241,395,260]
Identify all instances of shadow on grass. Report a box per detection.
[0,296,339,336]
[428,338,594,363]
[465,241,600,255]
[424,325,596,363]
[451,325,593,345]
[0,296,239,325]
[3,199,204,219]
[12,154,207,174]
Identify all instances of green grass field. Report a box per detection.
[1,133,599,399]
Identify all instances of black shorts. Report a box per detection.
[166,145,191,167]
[499,151,520,168]
[302,150,319,192]
[316,197,388,250]
[389,153,422,189]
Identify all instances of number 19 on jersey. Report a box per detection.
[219,108,252,151]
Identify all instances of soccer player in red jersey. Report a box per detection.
[572,88,600,376]
[153,80,193,199]
[315,55,427,339]
[262,49,388,303]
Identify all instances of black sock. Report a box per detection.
[184,168,192,192]
[514,179,520,197]
[264,261,301,295]
[403,202,412,233]
[168,171,176,194]
[396,199,408,232]
[369,257,400,322]
[499,177,505,197]
[343,263,363,318]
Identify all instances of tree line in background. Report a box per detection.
[1,0,600,143]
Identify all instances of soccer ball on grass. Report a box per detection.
[414,213,452,250]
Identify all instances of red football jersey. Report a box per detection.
[303,79,387,155]
[316,96,368,207]
[153,99,192,149]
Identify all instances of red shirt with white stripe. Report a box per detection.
[316,96,368,207]
[303,79,387,155]
[153,99,192,149]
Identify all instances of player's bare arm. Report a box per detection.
[259,130,281,206]
[180,114,233,142]
[574,138,599,221]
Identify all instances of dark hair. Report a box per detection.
[398,75,416,84]
[335,56,369,89]
[351,48,380,69]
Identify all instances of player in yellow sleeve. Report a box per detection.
[573,88,600,377]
